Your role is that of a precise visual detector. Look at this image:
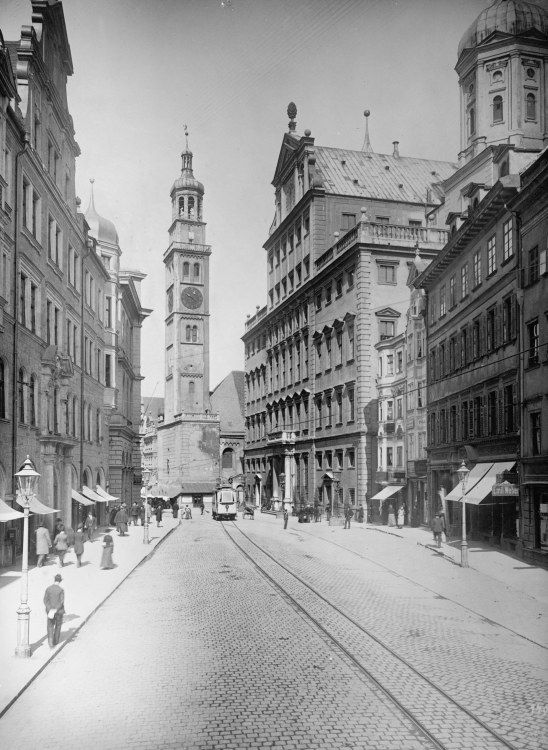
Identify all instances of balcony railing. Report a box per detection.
[267,430,296,444]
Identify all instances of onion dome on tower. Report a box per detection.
[458,0,547,58]
[84,179,119,247]
[171,126,204,223]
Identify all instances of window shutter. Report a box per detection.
[511,296,518,340]
[495,303,502,348]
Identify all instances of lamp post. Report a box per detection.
[457,460,470,568]
[14,455,40,658]
[142,467,151,544]
[279,473,285,512]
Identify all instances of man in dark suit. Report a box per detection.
[44,573,65,648]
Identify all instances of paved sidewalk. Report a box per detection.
[362,521,548,605]
[0,513,179,717]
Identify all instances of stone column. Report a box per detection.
[255,480,261,507]
[272,457,280,510]
[284,451,292,509]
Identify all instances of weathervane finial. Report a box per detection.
[184,123,189,150]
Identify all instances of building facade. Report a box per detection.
[0,1,149,564]
[415,0,547,550]
[242,105,456,515]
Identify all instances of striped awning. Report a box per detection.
[82,486,108,503]
[0,497,25,522]
[96,485,118,502]
[15,495,59,514]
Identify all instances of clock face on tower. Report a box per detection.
[181,286,203,310]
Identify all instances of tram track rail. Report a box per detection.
[222,520,522,750]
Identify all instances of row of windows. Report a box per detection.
[314,323,355,373]
[314,267,355,310]
[431,220,514,324]
[378,349,404,377]
[429,294,518,381]
[428,383,517,446]
[245,303,309,359]
[316,447,355,470]
[378,444,404,469]
[175,195,203,220]
[268,209,310,270]
[378,395,405,422]
[269,257,311,306]
[467,92,537,136]
[315,386,355,428]
[181,261,201,280]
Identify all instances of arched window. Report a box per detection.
[469,107,475,136]
[526,93,536,120]
[18,369,25,423]
[188,196,195,217]
[192,325,198,342]
[178,196,184,214]
[29,374,36,427]
[189,381,195,399]
[493,95,503,123]
[182,261,189,278]
[0,360,5,419]
[193,262,200,279]
[186,324,191,342]
[222,448,234,469]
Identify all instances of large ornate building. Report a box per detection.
[242,106,456,515]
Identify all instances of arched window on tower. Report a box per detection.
[186,324,191,342]
[192,325,198,342]
[493,95,503,124]
[222,448,234,469]
[178,196,184,215]
[189,381,195,404]
[188,196,195,218]
[526,93,536,121]
[182,261,189,278]
[469,107,475,136]
[193,262,200,280]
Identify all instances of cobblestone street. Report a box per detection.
[0,513,546,750]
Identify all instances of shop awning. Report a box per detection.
[15,495,59,514]
[96,485,118,502]
[82,486,107,503]
[0,497,25,522]
[370,485,405,501]
[445,462,516,505]
[71,489,95,506]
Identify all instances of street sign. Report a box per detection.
[492,482,519,496]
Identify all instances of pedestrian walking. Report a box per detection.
[184,505,192,520]
[114,505,128,536]
[397,504,405,529]
[172,500,179,519]
[283,507,289,529]
[387,503,396,527]
[344,505,354,529]
[35,522,52,567]
[326,506,331,523]
[84,511,96,542]
[73,525,85,567]
[200,500,205,515]
[100,533,114,569]
[53,517,64,539]
[53,525,68,567]
[130,502,140,526]
[44,573,65,648]
[155,503,163,526]
[65,524,75,548]
[431,513,444,548]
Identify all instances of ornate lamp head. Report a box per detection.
[15,455,40,497]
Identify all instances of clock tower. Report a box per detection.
[157,131,220,495]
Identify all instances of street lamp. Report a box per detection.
[142,467,151,544]
[457,460,470,568]
[14,455,40,658]
[279,473,285,512]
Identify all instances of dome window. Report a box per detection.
[493,95,503,124]
[526,93,536,121]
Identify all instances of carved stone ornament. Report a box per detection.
[521,58,540,68]
[486,60,508,71]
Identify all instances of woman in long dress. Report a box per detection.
[114,506,128,536]
[397,504,405,529]
[387,503,396,527]
[100,534,114,569]
[73,525,85,567]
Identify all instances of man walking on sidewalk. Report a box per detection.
[44,574,65,648]
[344,505,354,530]
[432,513,444,548]
[283,507,289,530]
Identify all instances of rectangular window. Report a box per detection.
[30,283,37,333]
[450,404,457,442]
[527,319,539,366]
[326,395,332,426]
[503,219,513,262]
[529,246,539,285]
[387,399,394,421]
[386,447,393,467]
[439,285,446,316]
[378,264,396,284]
[325,283,332,305]
[347,267,354,288]
[460,328,468,366]
[486,307,496,351]
[336,276,343,297]
[347,388,355,421]
[53,307,59,346]
[336,391,343,423]
[19,273,27,326]
[502,295,514,343]
[461,263,469,298]
[379,320,394,340]
[487,236,496,276]
[472,318,480,359]
[473,250,481,287]
[347,448,356,468]
[315,397,322,429]
[462,400,469,438]
[396,350,403,373]
[449,276,456,308]
[449,337,456,372]
[396,397,403,419]
[417,381,423,408]
[347,323,355,360]
[531,412,541,456]
[504,384,515,432]
[473,396,482,437]
[488,391,497,435]
[341,213,356,231]
[387,354,394,375]
[376,216,390,224]
[303,210,310,234]
[46,300,52,344]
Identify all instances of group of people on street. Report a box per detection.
[35,520,87,568]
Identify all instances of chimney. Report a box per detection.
[392,141,400,158]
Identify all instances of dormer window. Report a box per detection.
[493,95,503,124]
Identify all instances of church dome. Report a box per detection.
[85,182,119,245]
[458,0,547,57]
[171,148,204,195]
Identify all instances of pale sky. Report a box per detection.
[3,0,488,396]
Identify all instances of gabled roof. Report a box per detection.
[210,371,245,434]
[313,147,457,204]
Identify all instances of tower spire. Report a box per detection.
[362,109,373,154]
[181,123,193,175]
[184,123,189,150]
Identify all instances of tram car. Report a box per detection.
[212,486,238,521]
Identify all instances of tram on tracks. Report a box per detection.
[212,485,238,521]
